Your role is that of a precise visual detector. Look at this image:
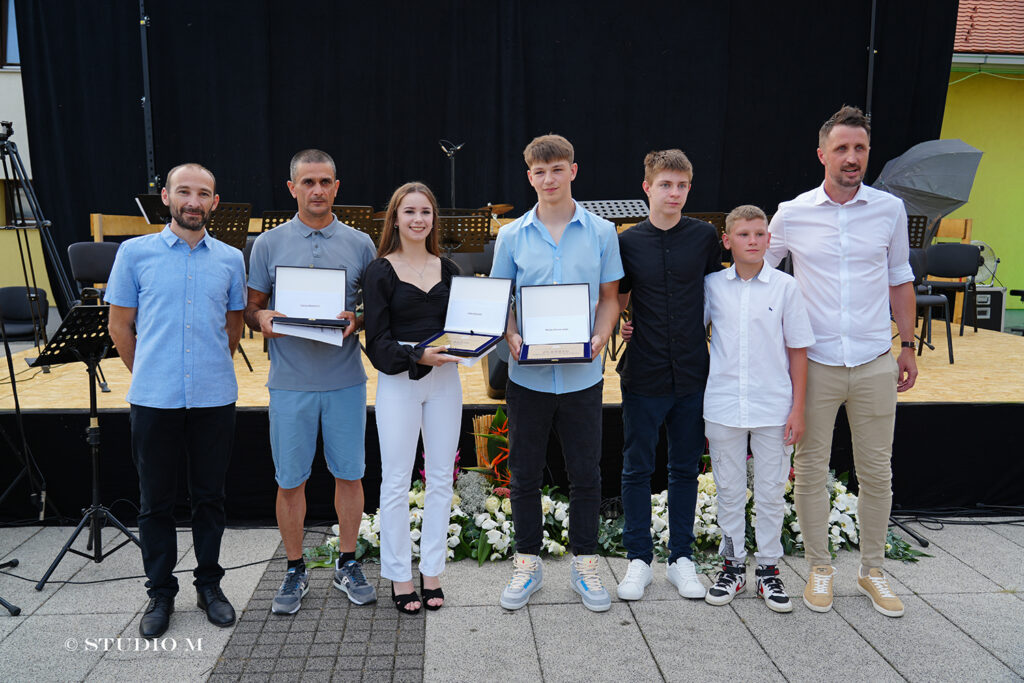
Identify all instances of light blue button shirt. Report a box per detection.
[104,226,247,409]
[490,202,624,394]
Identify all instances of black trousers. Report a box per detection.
[130,403,235,598]
[505,380,603,555]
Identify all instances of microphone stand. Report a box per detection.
[439,139,464,209]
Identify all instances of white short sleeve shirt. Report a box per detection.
[703,264,816,428]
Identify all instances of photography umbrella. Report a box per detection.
[873,139,983,242]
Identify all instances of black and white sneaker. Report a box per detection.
[755,564,793,613]
[705,559,746,606]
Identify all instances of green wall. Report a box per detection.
[940,70,1024,309]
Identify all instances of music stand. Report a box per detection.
[438,209,491,258]
[260,210,295,233]
[208,202,252,250]
[31,305,141,591]
[331,205,374,224]
[907,215,929,249]
[578,199,649,227]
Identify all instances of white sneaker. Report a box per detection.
[666,557,706,599]
[500,553,543,610]
[616,559,653,601]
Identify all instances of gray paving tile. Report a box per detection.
[834,594,1017,681]
[0,525,40,556]
[531,603,661,683]
[111,609,236,660]
[985,519,1024,548]
[731,598,902,682]
[423,605,539,682]
[925,592,1024,676]
[87,653,218,681]
[630,598,783,682]
[0,612,134,681]
[426,556,513,607]
[902,522,1024,592]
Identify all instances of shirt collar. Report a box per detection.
[813,182,871,207]
[523,200,585,231]
[724,261,772,283]
[294,215,339,238]
[160,224,209,249]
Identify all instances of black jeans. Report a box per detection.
[505,380,603,555]
[130,403,235,599]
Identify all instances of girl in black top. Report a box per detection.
[363,182,462,614]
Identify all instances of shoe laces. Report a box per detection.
[624,560,649,583]
[573,557,604,592]
[341,560,369,587]
[508,555,539,590]
[759,574,786,597]
[279,569,305,595]
[866,573,896,599]
[811,569,833,595]
[674,558,700,580]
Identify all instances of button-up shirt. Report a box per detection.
[703,263,816,428]
[105,226,246,409]
[616,217,722,397]
[765,183,913,368]
[490,201,624,394]
[247,215,376,391]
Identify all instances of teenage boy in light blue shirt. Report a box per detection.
[490,134,623,612]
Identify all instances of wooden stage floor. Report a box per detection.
[2,324,1023,412]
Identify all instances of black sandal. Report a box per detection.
[420,576,444,611]
[391,585,421,614]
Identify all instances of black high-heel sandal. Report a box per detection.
[391,584,421,615]
[420,576,444,611]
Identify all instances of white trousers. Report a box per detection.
[376,363,462,582]
[705,421,790,565]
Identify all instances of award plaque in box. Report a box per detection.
[417,275,513,357]
[518,283,593,364]
[272,266,349,347]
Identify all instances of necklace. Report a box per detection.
[399,256,430,279]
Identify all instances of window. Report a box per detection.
[1,0,19,68]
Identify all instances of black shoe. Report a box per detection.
[197,585,236,627]
[139,596,174,637]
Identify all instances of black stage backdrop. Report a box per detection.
[15,1,957,311]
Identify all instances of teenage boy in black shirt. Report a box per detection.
[614,150,721,601]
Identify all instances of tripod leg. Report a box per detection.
[238,343,253,373]
[102,509,142,547]
[0,596,20,617]
[97,364,110,393]
[35,514,92,590]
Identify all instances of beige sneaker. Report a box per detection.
[857,567,905,617]
[802,565,835,612]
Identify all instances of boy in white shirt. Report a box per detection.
[702,205,815,612]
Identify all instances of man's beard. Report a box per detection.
[171,204,210,231]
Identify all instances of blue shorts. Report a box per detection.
[268,384,367,488]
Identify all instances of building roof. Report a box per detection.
[955,1,1024,54]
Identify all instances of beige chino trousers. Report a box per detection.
[794,353,898,569]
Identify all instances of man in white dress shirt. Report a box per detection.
[765,105,919,618]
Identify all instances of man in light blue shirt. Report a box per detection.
[107,163,246,638]
[490,134,623,612]
[245,149,378,614]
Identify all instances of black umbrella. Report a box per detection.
[873,139,983,241]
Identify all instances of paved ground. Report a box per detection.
[0,518,1022,682]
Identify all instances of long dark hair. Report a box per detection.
[377,182,442,258]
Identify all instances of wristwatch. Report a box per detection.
[900,341,916,350]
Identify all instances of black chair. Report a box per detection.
[67,241,120,303]
[923,243,983,337]
[0,287,49,343]
[909,249,953,364]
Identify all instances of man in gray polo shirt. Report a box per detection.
[245,149,377,614]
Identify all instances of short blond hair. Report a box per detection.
[724,204,768,233]
[523,134,574,166]
[643,149,692,184]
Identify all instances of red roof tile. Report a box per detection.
[955,1,1024,54]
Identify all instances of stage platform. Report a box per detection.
[3,324,1024,411]
[1,324,1022,523]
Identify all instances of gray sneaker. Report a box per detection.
[500,553,543,610]
[570,555,611,612]
[333,558,377,605]
[271,566,309,615]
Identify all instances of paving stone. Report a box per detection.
[248,643,282,658]
[335,654,365,670]
[366,654,394,670]
[245,658,275,673]
[394,654,422,670]
[393,671,423,683]
[306,655,335,670]
[273,657,305,673]
[361,670,393,683]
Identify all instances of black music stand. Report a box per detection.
[260,210,295,233]
[438,209,491,258]
[32,305,141,591]
[907,215,930,249]
[208,202,252,250]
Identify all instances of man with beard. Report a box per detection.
[765,106,918,617]
[107,163,247,637]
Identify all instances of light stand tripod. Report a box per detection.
[32,305,141,591]
[439,139,464,208]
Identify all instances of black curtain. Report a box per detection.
[17,0,958,310]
